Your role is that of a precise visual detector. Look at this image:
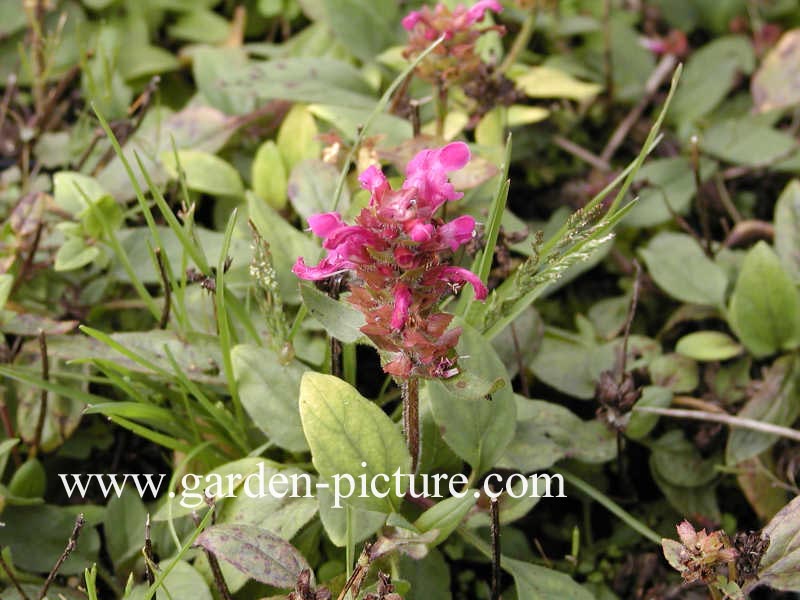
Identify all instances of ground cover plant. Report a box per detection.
[2,0,800,598]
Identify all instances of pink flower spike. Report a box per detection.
[439,266,488,300]
[307,212,344,238]
[438,215,476,251]
[391,284,412,330]
[465,0,503,26]
[401,10,422,31]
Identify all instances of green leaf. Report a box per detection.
[8,459,46,499]
[118,45,179,81]
[317,485,387,547]
[648,354,699,393]
[624,157,717,227]
[106,489,147,570]
[54,238,101,271]
[726,356,800,465]
[414,495,476,547]
[193,47,254,115]
[650,430,719,487]
[774,179,800,281]
[0,505,100,574]
[729,241,800,357]
[309,104,412,147]
[299,284,365,343]
[156,559,212,600]
[81,194,123,239]
[427,321,516,475]
[288,159,349,220]
[504,557,594,600]
[627,386,673,440]
[53,171,108,215]
[669,35,754,125]
[639,232,728,306]
[251,140,288,210]
[160,150,244,198]
[675,331,743,362]
[321,0,397,63]
[501,396,616,471]
[528,328,617,399]
[195,524,310,589]
[231,344,309,452]
[97,105,241,202]
[0,273,12,309]
[220,57,376,107]
[299,372,410,513]
[702,118,798,166]
[168,9,230,45]
[513,66,602,101]
[756,495,800,593]
[277,105,322,173]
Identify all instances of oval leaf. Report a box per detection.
[195,523,309,589]
[161,150,244,197]
[639,232,728,306]
[299,373,410,513]
[729,241,800,357]
[675,331,743,362]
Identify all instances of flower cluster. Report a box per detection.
[662,521,738,585]
[402,1,504,88]
[293,142,487,379]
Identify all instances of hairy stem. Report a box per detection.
[402,377,420,473]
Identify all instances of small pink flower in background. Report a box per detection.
[402,1,505,87]
[293,142,487,380]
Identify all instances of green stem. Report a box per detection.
[499,8,536,74]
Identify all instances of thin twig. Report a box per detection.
[0,549,30,600]
[618,259,641,377]
[723,219,774,248]
[672,395,726,413]
[155,248,171,330]
[690,136,713,256]
[713,172,742,224]
[490,497,501,600]
[0,74,17,134]
[633,407,800,443]
[30,330,49,458]
[38,513,85,600]
[553,135,610,171]
[600,54,677,163]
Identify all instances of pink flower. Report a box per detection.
[307,212,344,237]
[437,215,476,251]
[464,0,503,24]
[429,266,488,300]
[403,142,470,214]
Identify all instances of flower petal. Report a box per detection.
[465,0,503,24]
[291,255,350,280]
[437,141,470,171]
[437,215,475,251]
[307,212,344,238]
[440,266,487,300]
[401,10,422,31]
